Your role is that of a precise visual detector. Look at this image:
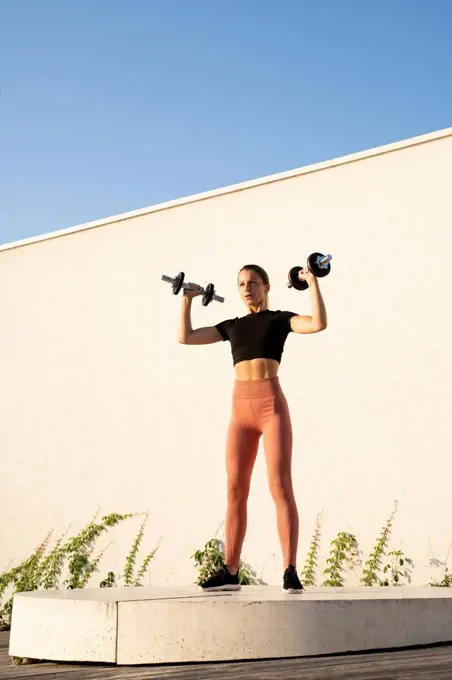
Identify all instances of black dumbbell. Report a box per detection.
[161,271,225,306]
[288,252,332,291]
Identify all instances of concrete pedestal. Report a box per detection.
[8,586,452,665]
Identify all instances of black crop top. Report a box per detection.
[215,310,297,366]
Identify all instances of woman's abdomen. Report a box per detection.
[234,358,280,381]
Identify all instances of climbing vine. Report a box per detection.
[0,512,160,630]
[2,500,450,632]
[192,536,258,585]
[361,501,398,586]
[300,513,321,587]
[380,549,412,586]
[322,531,359,587]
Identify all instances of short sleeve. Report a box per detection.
[215,318,233,341]
[279,310,297,332]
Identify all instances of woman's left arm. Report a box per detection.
[290,272,328,334]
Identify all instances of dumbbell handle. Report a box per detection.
[161,275,225,303]
[317,254,332,267]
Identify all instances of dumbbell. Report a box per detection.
[287,252,332,291]
[161,271,225,306]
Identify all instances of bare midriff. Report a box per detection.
[234,358,280,381]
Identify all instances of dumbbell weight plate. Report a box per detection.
[288,266,309,291]
[202,283,215,306]
[307,252,331,278]
[172,271,185,295]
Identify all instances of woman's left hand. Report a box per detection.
[298,266,316,286]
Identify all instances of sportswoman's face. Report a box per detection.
[238,269,269,308]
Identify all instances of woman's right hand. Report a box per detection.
[183,282,204,300]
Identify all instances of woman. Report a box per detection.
[178,263,327,593]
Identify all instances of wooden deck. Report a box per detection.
[2,631,452,679]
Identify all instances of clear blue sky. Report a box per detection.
[1,0,451,245]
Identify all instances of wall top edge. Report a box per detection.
[2,126,451,253]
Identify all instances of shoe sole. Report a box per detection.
[282,587,304,594]
[200,585,242,592]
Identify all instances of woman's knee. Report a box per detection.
[269,477,296,506]
[227,477,251,504]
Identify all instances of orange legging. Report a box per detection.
[224,377,299,570]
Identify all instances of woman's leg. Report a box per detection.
[200,395,259,591]
[262,397,299,568]
[224,413,260,571]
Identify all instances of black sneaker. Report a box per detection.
[199,566,241,592]
[283,565,304,593]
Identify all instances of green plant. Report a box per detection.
[237,560,259,585]
[322,531,358,587]
[99,571,117,588]
[0,511,160,630]
[63,513,134,589]
[122,513,161,587]
[124,516,146,586]
[361,501,398,587]
[39,533,69,590]
[0,613,8,631]
[192,538,226,585]
[0,532,53,629]
[11,656,38,666]
[192,536,258,585]
[300,513,321,586]
[429,568,452,588]
[380,549,412,586]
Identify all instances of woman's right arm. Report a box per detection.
[178,292,222,345]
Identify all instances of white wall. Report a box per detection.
[1,130,452,588]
